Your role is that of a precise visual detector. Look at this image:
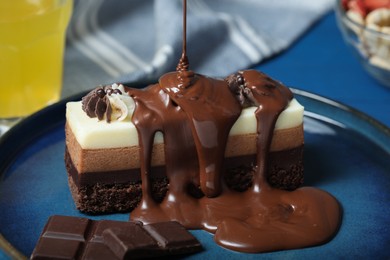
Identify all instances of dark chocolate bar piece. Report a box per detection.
[31,215,202,259]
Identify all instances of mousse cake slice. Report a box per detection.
[65,71,304,214]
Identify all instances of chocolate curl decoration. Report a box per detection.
[81,85,122,122]
[225,71,257,108]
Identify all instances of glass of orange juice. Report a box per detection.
[0,0,73,134]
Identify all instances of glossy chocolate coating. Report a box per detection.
[126,68,340,253]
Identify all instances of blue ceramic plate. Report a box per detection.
[0,89,389,259]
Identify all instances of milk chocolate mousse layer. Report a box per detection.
[65,98,304,173]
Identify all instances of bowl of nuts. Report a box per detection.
[335,0,390,87]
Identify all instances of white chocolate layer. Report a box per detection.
[66,99,304,149]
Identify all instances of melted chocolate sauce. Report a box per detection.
[88,0,341,253]
[127,68,341,252]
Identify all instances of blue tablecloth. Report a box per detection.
[255,11,390,128]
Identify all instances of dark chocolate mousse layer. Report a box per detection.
[65,145,303,214]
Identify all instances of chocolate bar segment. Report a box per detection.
[102,227,160,259]
[143,221,201,249]
[43,215,90,241]
[31,215,202,259]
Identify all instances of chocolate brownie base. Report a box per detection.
[67,175,168,214]
[65,146,303,214]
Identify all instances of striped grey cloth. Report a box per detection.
[62,0,333,97]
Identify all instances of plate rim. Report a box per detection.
[0,87,389,259]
